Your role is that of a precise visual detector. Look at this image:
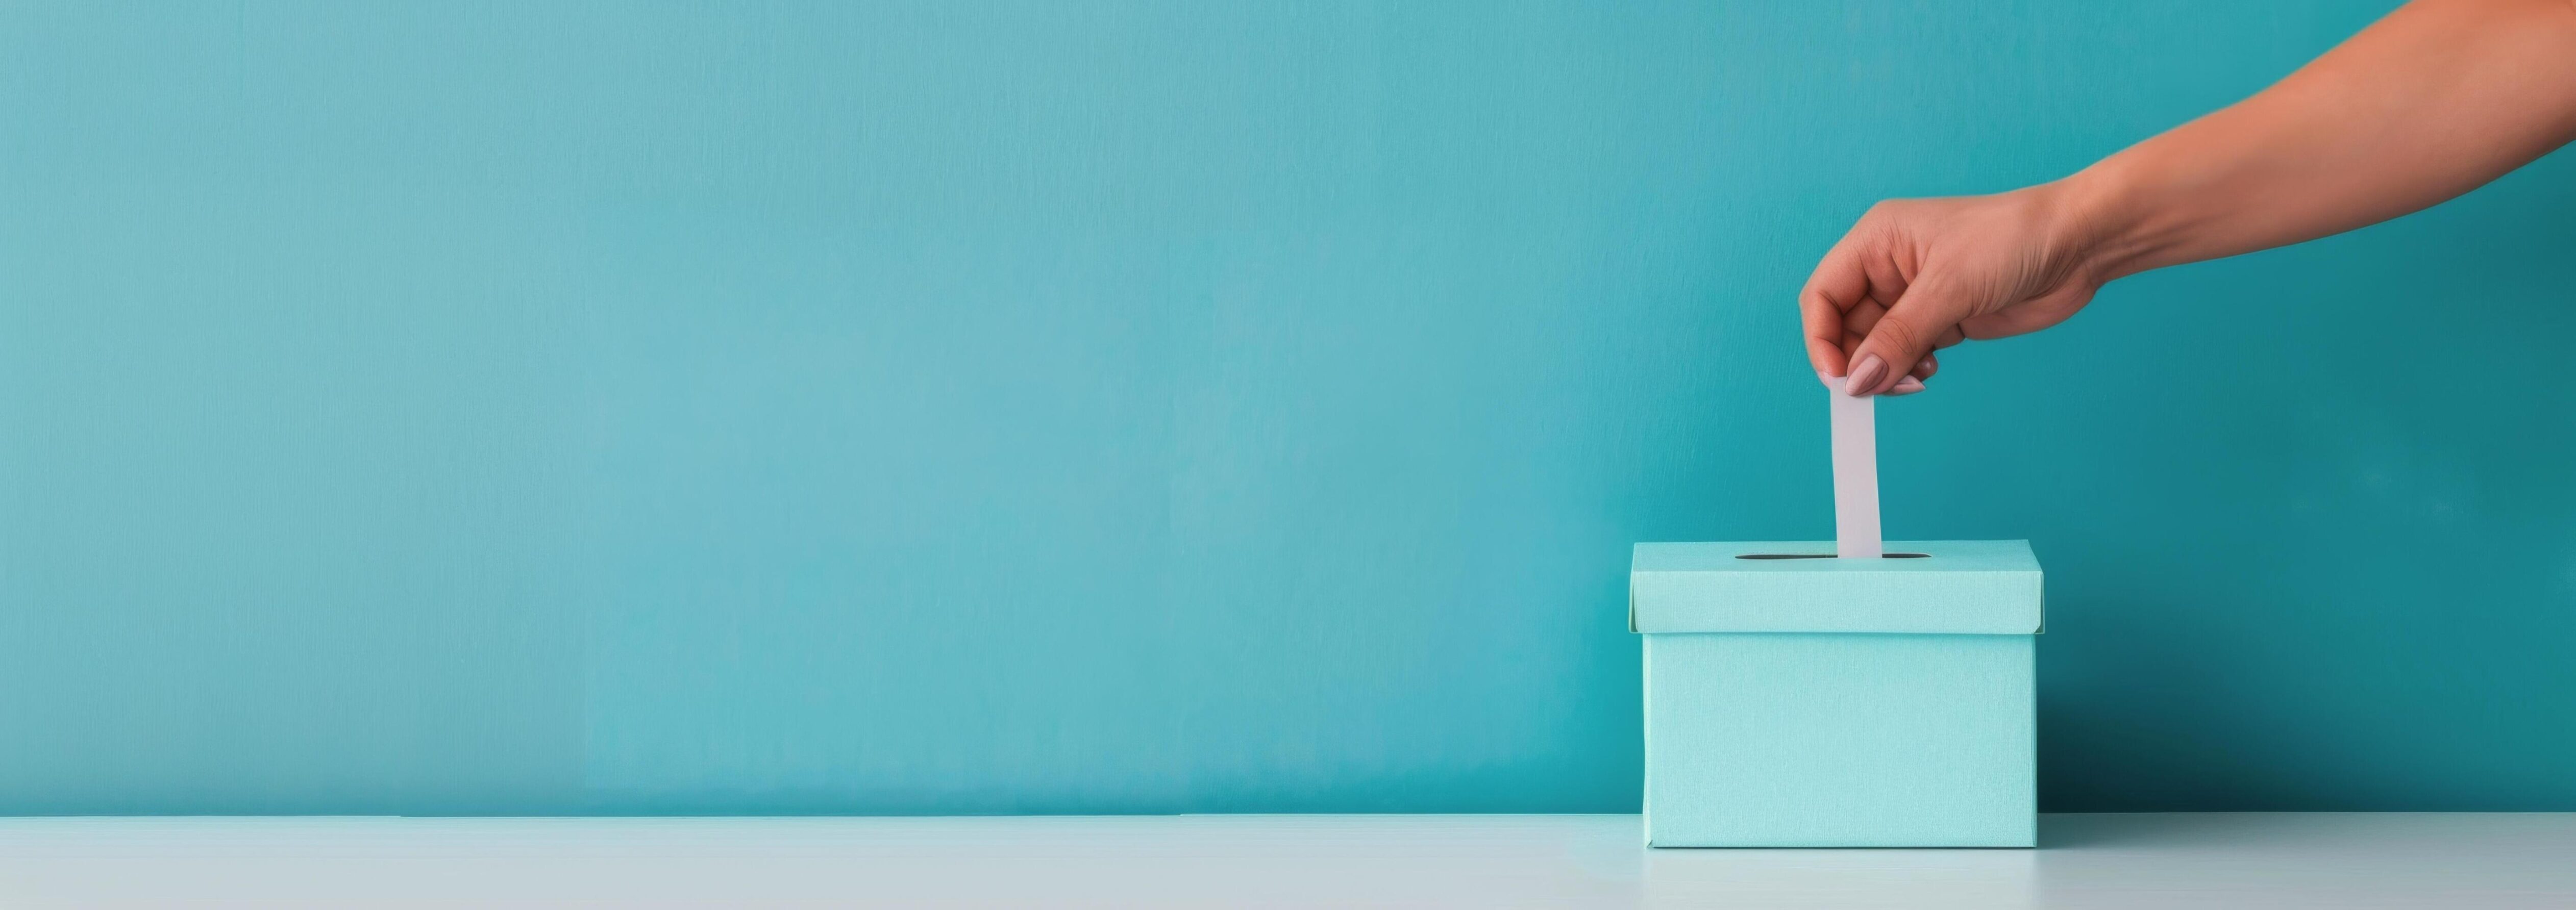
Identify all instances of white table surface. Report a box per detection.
[1,813,2568,908]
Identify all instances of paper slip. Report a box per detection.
[1828,375,1881,559]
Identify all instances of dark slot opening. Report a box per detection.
[1735,552,1929,560]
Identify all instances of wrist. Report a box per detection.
[2038,156,2167,287]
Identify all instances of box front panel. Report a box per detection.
[1644,633,2034,847]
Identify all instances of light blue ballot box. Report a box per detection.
[1628,540,2042,848]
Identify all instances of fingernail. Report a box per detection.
[1846,354,1887,396]
[1817,369,1835,389]
[1889,376,1925,395]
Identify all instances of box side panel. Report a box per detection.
[1643,633,2033,848]
[1641,638,1654,846]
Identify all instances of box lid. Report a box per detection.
[1628,540,2042,635]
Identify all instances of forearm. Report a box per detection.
[2062,0,2576,282]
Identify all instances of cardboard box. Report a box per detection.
[1629,540,2041,848]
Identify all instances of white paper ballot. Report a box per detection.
[1828,376,1881,559]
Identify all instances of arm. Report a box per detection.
[1809,0,2576,396]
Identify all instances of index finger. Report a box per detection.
[1799,235,1871,376]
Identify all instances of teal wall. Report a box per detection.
[6,0,2569,815]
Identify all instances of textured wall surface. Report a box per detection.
[6,1,2570,814]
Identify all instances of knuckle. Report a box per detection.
[1864,197,1918,221]
[1873,316,1923,355]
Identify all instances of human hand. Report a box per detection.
[1801,184,2107,396]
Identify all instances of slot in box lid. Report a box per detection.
[1629,540,2042,635]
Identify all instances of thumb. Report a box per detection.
[1844,281,1971,396]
